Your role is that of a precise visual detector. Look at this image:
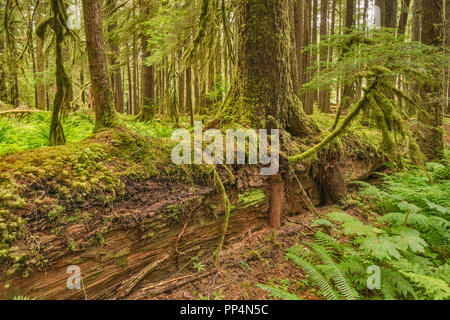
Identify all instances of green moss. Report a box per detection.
[237,188,266,209]
[116,256,128,267]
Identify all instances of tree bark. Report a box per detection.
[35,4,46,110]
[398,0,411,35]
[82,0,118,129]
[419,0,445,160]
[412,0,422,41]
[138,0,155,121]
[221,0,315,137]
[319,0,330,112]
[385,0,399,28]
[302,0,313,114]
[106,0,124,113]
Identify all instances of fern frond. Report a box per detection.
[310,244,359,300]
[401,272,450,300]
[256,284,302,300]
[286,247,339,300]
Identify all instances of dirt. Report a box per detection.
[132,208,331,300]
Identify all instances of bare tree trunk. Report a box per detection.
[311,0,319,106]
[319,0,330,112]
[302,0,313,114]
[185,65,193,126]
[290,0,301,93]
[385,0,398,28]
[138,0,155,121]
[332,0,355,130]
[418,0,444,160]
[412,0,422,41]
[106,0,124,113]
[329,0,336,106]
[177,49,185,113]
[295,0,304,90]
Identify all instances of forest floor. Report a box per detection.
[136,206,335,300]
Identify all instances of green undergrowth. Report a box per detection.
[259,160,450,300]
[0,112,94,156]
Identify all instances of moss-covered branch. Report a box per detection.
[289,81,377,164]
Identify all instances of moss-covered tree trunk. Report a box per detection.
[82,0,118,130]
[49,32,68,146]
[398,0,411,35]
[221,0,315,137]
[37,0,72,146]
[419,0,445,160]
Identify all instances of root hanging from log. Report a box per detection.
[268,173,284,228]
[211,165,231,268]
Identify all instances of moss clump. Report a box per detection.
[237,188,266,209]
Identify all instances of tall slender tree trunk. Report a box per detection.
[295,0,304,91]
[185,65,193,126]
[398,0,411,35]
[302,0,313,114]
[319,0,330,112]
[35,4,46,110]
[106,0,124,113]
[177,49,185,113]
[138,0,155,121]
[418,0,445,160]
[445,0,449,114]
[290,0,301,93]
[419,0,444,160]
[412,0,422,41]
[329,0,336,106]
[82,0,118,129]
[311,0,319,106]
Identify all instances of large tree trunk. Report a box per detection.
[419,0,445,160]
[221,0,315,137]
[82,0,118,129]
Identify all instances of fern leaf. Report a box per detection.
[286,248,339,300]
[256,284,302,300]
[310,244,359,300]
